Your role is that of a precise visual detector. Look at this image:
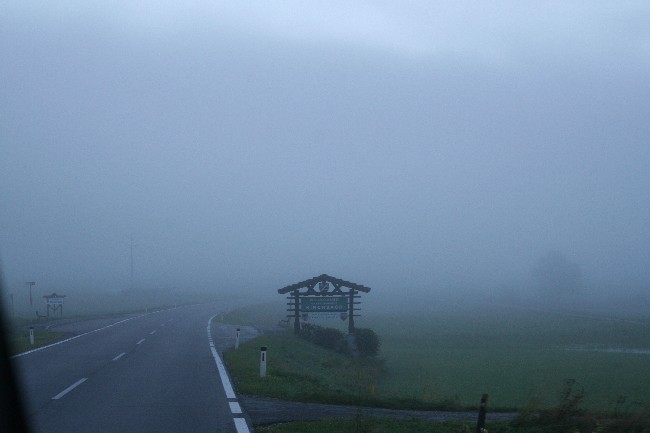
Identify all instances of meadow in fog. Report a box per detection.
[226,299,650,411]
[1,2,649,413]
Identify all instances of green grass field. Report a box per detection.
[9,325,69,354]
[256,418,512,433]
[365,307,650,410]
[225,333,389,407]
[225,302,650,412]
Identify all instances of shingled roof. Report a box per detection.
[277,274,371,294]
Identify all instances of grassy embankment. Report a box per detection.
[256,418,512,433]
[223,308,504,432]
[225,332,394,407]
[12,300,648,429]
[221,305,650,433]
[223,302,650,412]
[222,302,650,432]
[8,318,69,354]
[223,321,510,432]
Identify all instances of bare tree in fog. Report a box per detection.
[533,250,583,295]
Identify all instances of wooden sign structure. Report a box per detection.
[43,293,66,317]
[278,274,371,335]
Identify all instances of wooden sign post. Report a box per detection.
[277,274,370,335]
[43,293,66,317]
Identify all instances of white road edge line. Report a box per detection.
[209,345,236,399]
[11,316,139,359]
[136,338,145,345]
[52,378,87,400]
[208,314,251,433]
[229,401,242,414]
[112,352,126,361]
[233,418,250,433]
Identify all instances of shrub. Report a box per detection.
[313,327,348,354]
[299,324,380,357]
[513,379,591,432]
[299,323,317,341]
[354,328,380,357]
[299,323,348,354]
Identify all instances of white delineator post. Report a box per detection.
[235,328,240,349]
[29,327,34,345]
[260,346,267,377]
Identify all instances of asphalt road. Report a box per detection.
[11,303,255,433]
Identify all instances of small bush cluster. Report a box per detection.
[354,328,381,358]
[512,379,650,433]
[298,324,381,358]
[299,323,348,355]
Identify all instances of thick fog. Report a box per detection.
[2,2,649,314]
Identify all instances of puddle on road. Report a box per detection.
[565,345,650,355]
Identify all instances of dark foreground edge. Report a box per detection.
[0,269,32,433]
[240,395,517,426]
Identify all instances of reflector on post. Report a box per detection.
[260,346,267,377]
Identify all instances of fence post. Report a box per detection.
[476,393,488,433]
[260,346,267,377]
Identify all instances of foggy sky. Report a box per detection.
[2,2,649,300]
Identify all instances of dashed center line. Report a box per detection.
[136,338,145,345]
[234,418,250,433]
[229,401,242,414]
[52,378,87,400]
[112,352,126,361]
[150,330,156,335]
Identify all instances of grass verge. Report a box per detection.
[224,332,472,411]
[256,418,512,433]
[224,304,650,431]
[9,327,69,354]
[222,301,650,410]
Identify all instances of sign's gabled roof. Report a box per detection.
[277,274,371,294]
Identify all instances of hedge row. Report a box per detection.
[298,323,380,358]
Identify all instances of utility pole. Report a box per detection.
[25,282,36,307]
[130,236,134,290]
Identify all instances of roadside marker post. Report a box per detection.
[235,328,240,349]
[29,327,34,345]
[476,393,488,433]
[260,346,267,377]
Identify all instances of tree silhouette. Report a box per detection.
[533,250,582,294]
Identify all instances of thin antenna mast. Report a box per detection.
[130,236,134,290]
[25,282,36,306]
